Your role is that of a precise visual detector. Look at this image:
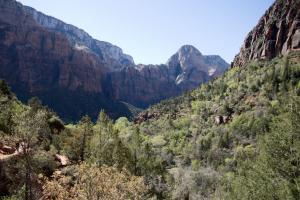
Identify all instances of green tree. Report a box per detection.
[111,131,133,170]
[0,99,15,134]
[130,127,143,174]
[15,108,49,200]
[78,115,93,161]
[27,97,43,112]
[282,57,290,83]
[88,111,114,165]
[0,80,11,97]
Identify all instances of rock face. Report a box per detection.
[166,45,228,89]
[24,3,135,71]
[0,0,229,120]
[106,45,229,108]
[233,0,300,67]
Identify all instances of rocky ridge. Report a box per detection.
[23,3,135,71]
[233,0,300,67]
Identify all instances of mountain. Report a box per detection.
[233,0,300,67]
[106,45,229,108]
[166,45,228,89]
[0,0,228,121]
[0,0,299,199]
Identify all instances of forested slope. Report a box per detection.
[0,52,299,199]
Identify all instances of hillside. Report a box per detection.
[134,52,300,199]
[0,0,299,199]
[1,52,299,199]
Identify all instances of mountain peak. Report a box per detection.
[167,45,203,65]
[166,45,229,89]
[177,45,202,56]
[178,44,200,51]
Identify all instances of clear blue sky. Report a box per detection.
[18,0,274,64]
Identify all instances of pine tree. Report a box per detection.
[78,115,93,161]
[0,79,11,97]
[88,110,116,165]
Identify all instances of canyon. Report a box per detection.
[0,0,229,120]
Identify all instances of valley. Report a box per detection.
[0,0,300,199]
[0,0,228,121]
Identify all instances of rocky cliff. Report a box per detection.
[23,3,135,71]
[233,0,300,67]
[105,45,229,108]
[166,45,228,89]
[0,0,229,120]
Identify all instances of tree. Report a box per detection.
[27,97,43,112]
[97,110,111,131]
[0,80,11,97]
[111,132,133,170]
[282,57,290,83]
[130,127,143,174]
[88,111,114,165]
[48,116,64,134]
[15,108,49,200]
[0,80,15,134]
[78,115,93,161]
[0,99,15,135]
[279,57,290,91]
[90,111,134,170]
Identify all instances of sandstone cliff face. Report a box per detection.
[23,4,135,71]
[0,0,106,94]
[107,45,229,108]
[233,0,300,67]
[106,65,180,108]
[0,0,228,120]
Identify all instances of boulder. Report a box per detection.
[215,115,231,125]
[0,143,15,154]
[55,154,69,166]
[215,116,223,125]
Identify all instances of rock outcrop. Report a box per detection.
[233,0,300,67]
[0,0,229,120]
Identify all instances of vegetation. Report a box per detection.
[0,53,300,199]
[42,163,147,199]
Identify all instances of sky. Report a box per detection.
[18,0,274,64]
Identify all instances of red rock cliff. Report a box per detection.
[233,0,300,67]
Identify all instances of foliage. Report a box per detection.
[42,164,148,200]
[1,53,300,199]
